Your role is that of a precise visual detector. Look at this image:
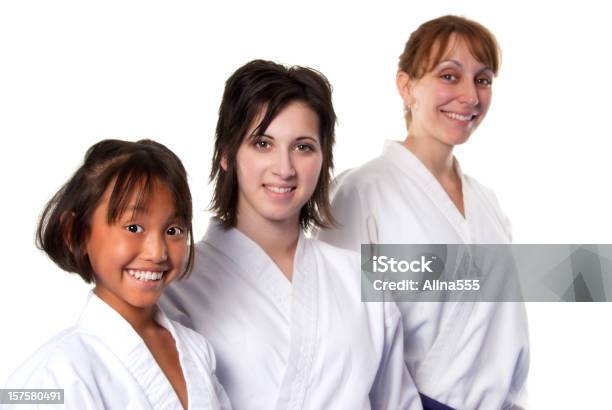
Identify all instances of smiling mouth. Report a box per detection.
[441,110,478,122]
[125,269,166,282]
[264,185,296,194]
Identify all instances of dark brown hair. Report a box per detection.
[36,139,195,283]
[399,15,501,124]
[210,59,337,231]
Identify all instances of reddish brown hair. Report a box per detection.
[399,15,501,124]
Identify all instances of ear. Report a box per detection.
[396,70,415,108]
[220,153,228,172]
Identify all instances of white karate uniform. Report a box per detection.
[317,141,530,410]
[3,292,231,410]
[160,219,423,410]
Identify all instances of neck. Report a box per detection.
[93,286,158,334]
[236,214,300,261]
[402,133,456,179]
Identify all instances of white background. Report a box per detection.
[1,1,611,408]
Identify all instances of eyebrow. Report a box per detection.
[261,134,320,144]
[436,59,493,75]
[123,204,179,217]
[295,136,320,144]
[122,206,184,223]
[122,205,149,217]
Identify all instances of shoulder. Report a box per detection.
[307,237,360,265]
[171,319,215,358]
[5,326,102,388]
[194,231,241,271]
[182,238,232,279]
[307,238,401,322]
[329,158,397,216]
[335,155,394,191]
[464,173,513,240]
[169,318,217,368]
[464,174,501,203]
[305,238,364,289]
[463,173,508,216]
[194,237,217,261]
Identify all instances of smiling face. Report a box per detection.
[86,179,188,314]
[398,34,494,147]
[229,100,323,229]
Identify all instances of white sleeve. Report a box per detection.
[508,383,529,409]
[212,374,233,410]
[202,336,233,410]
[370,301,423,410]
[317,179,377,251]
[3,366,101,410]
[475,179,513,243]
[505,305,530,410]
[488,189,513,243]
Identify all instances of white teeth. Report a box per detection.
[266,186,293,193]
[443,111,474,121]
[126,269,164,282]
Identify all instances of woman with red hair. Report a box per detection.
[319,15,530,410]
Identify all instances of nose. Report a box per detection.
[272,148,296,179]
[459,80,479,106]
[142,232,168,263]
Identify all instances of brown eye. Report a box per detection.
[125,224,144,233]
[296,144,314,152]
[476,77,492,87]
[254,139,271,149]
[166,226,185,236]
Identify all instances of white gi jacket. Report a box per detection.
[160,219,423,410]
[3,292,231,410]
[317,141,530,410]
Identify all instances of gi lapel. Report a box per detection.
[275,234,318,410]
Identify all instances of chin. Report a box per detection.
[440,130,474,147]
[260,207,302,225]
[449,136,471,146]
[127,293,161,309]
[263,213,298,225]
